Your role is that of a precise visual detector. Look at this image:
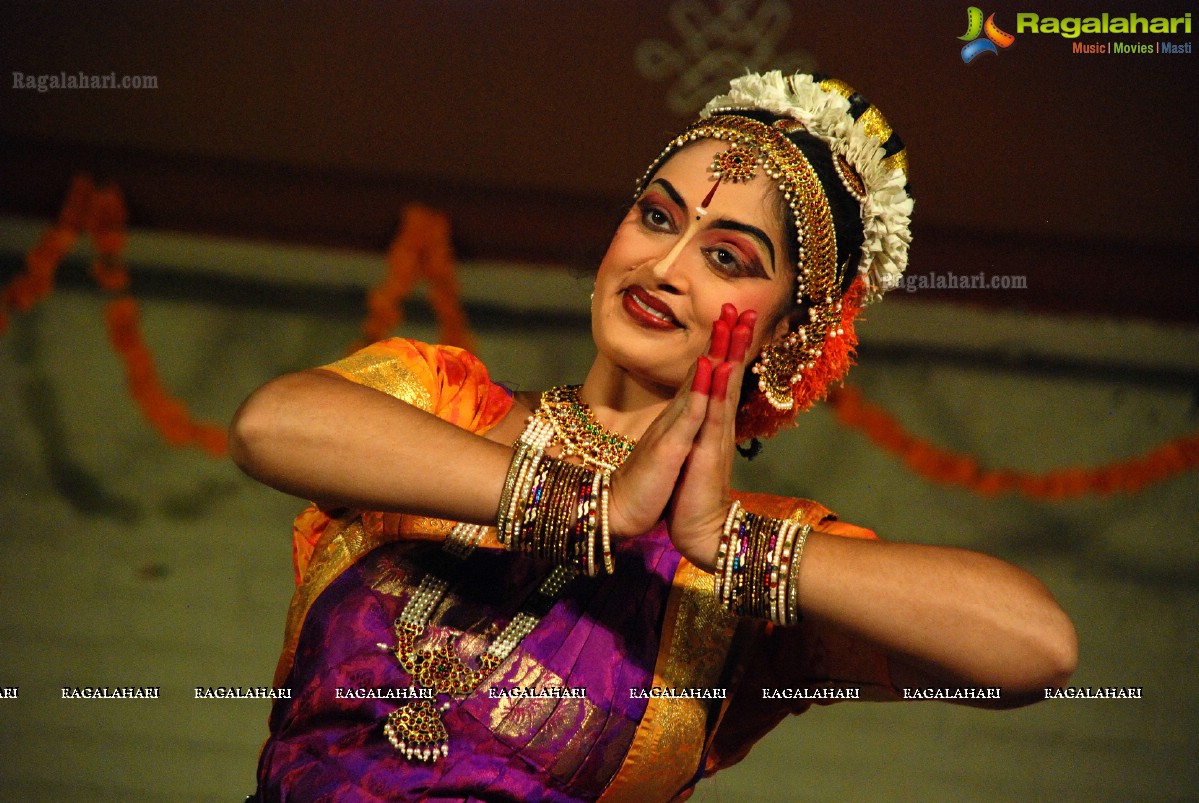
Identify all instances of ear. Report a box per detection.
[769,313,792,345]
[765,305,801,348]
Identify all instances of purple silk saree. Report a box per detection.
[258,523,687,802]
[255,341,892,801]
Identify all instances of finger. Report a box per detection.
[720,303,737,327]
[729,309,757,362]
[707,318,730,362]
[718,310,758,431]
[640,356,710,447]
[690,355,713,395]
[711,361,734,402]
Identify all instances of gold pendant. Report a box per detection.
[395,626,484,697]
[383,700,451,762]
[382,540,575,762]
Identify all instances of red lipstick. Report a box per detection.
[622,286,681,330]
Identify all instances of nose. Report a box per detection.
[650,224,699,291]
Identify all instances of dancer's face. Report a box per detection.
[591,139,794,391]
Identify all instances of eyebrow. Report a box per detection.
[648,178,778,274]
[709,218,776,274]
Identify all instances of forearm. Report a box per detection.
[796,534,1077,701]
[229,369,513,522]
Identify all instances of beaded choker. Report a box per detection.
[532,385,637,471]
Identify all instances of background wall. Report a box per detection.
[1,2,1197,801]
[2,0,1196,319]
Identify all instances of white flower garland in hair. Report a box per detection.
[700,71,913,303]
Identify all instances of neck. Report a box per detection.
[577,354,676,440]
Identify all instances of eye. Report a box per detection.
[637,200,676,233]
[704,246,748,275]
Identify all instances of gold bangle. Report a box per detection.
[715,501,741,604]
[495,441,531,545]
[726,505,746,612]
[788,524,812,625]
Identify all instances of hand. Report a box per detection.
[604,358,711,541]
[606,304,756,570]
[666,305,755,570]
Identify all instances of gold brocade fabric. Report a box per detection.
[482,652,609,780]
[597,559,736,803]
[322,350,432,410]
[273,511,450,688]
[598,494,891,801]
[278,338,513,680]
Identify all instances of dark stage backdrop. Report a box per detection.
[1,0,1196,321]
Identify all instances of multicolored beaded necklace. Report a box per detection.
[533,385,636,471]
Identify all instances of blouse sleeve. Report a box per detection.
[317,337,512,433]
[289,338,514,583]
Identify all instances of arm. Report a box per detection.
[230,352,709,535]
[656,307,1077,708]
[797,534,1077,708]
[229,368,520,522]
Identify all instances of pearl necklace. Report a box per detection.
[382,399,632,763]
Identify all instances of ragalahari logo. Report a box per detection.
[959,7,1016,62]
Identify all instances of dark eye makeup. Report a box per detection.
[636,179,775,280]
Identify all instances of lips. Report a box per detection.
[622,286,682,330]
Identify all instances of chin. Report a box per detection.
[602,341,692,393]
[593,300,698,388]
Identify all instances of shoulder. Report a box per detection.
[318,338,477,402]
[320,338,513,432]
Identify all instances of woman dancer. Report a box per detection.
[232,71,1076,801]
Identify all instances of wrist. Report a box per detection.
[714,503,811,626]
[496,435,614,576]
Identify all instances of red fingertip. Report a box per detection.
[691,356,713,395]
[708,319,730,360]
[711,362,733,401]
[728,309,756,362]
[721,304,737,327]
[729,325,752,362]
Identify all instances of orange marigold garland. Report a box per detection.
[3,175,230,456]
[6,176,1198,497]
[0,175,93,334]
[89,184,229,457]
[85,184,131,293]
[827,384,1199,499]
[420,209,474,352]
[360,207,423,347]
[103,296,230,457]
[357,204,474,353]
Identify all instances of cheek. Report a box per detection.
[595,223,645,285]
[726,284,794,354]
